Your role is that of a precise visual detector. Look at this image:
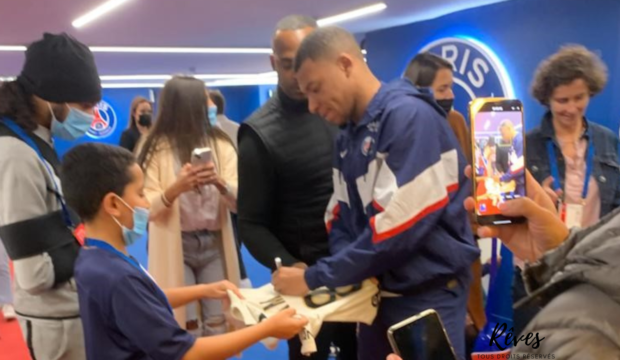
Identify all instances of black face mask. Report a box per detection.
[138,113,152,127]
[436,99,454,116]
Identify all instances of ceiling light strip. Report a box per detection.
[0,45,271,54]
[100,73,272,81]
[206,77,278,87]
[101,83,165,88]
[0,46,27,51]
[72,0,132,28]
[317,2,387,26]
[2,72,278,82]
[88,46,271,54]
[101,78,278,89]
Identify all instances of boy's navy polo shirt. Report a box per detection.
[75,246,195,360]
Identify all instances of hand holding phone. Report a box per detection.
[387,310,457,360]
[469,98,527,225]
[172,163,201,196]
[171,148,216,196]
[192,147,223,189]
[463,167,569,263]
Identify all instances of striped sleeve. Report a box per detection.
[305,101,466,289]
[370,149,459,243]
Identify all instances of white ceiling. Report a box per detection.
[0,0,508,82]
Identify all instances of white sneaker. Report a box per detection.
[2,304,16,321]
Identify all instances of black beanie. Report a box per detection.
[17,33,101,104]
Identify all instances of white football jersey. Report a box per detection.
[227,280,380,355]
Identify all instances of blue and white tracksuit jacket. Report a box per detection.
[304,79,480,296]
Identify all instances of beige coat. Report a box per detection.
[141,138,241,327]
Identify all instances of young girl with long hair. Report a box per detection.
[137,76,240,336]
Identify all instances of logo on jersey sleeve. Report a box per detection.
[87,100,117,139]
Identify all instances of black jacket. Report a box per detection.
[237,88,338,270]
[119,127,141,153]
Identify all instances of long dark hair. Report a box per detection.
[0,80,38,131]
[137,76,233,169]
[404,52,453,87]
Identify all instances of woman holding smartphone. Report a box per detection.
[137,76,240,336]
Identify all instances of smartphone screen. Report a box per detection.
[388,310,457,360]
[470,98,526,225]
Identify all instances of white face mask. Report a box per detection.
[49,103,94,140]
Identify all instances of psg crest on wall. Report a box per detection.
[87,100,117,139]
[418,37,515,101]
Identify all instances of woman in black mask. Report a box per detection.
[405,52,485,358]
[120,96,152,153]
[404,52,471,161]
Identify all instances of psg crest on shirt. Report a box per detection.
[87,100,117,139]
[361,136,375,156]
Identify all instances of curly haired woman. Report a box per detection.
[519,45,620,336]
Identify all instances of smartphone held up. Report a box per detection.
[387,310,458,360]
[191,147,213,167]
[469,98,526,226]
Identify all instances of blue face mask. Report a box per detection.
[207,106,218,126]
[49,103,94,140]
[112,196,149,247]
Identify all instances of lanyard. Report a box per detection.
[85,239,173,314]
[1,117,73,226]
[490,238,498,285]
[546,139,594,201]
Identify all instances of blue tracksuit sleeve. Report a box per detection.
[305,102,466,289]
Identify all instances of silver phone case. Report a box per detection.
[386,309,457,359]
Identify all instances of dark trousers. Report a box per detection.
[230,213,248,279]
[288,322,357,360]
[358,273,471,360]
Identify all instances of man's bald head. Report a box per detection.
[273,15,317,38]
[271,15,318,100]
[294,26,364,73]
